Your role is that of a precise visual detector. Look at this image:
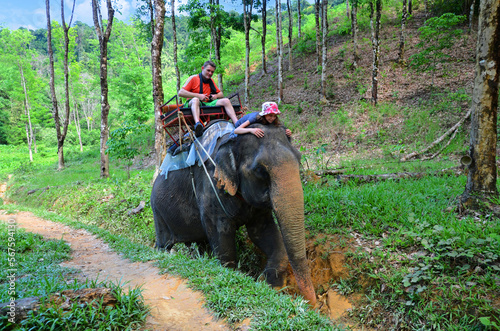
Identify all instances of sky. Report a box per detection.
[0,0,244,31]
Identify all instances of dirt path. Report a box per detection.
[0,210,232,331]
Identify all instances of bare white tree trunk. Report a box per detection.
[469,0,476,32]
[19,64,33,162]
[82,97,97,131]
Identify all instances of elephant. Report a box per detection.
[150,122,316,306]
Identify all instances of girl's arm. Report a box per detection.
[234,120,265,138]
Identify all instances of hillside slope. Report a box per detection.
[235,10,476,167]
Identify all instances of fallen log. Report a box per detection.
[0,287,116,324]
[401,108,472,162]
[302,167,464,185]
[128,200,146,216]
[26,186,52,195]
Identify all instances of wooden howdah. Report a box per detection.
[159,93,243,146]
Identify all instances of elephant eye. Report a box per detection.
[253,164,270,181]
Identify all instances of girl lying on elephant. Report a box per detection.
[233,102,292,138]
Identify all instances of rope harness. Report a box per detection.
[177,112,232,217]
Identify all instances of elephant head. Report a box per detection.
[213,124,316,306]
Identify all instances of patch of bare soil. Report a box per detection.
[280,233,360,325]
[0,211,231,331]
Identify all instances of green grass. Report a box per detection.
[0,221,148,330]
[3,143,499,330]
[304,175,466,236]
[1,77,499,330]
[303,171,500,329]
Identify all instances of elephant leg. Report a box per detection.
[153,209,175,250]
[203,217,238,268]
[246,214,288,288]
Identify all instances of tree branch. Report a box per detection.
[401,108,472,162]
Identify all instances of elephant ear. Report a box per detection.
[213,142,239,196]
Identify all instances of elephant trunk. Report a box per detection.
[270,161,316,306]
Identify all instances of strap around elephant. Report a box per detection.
[198,73,217,95]
[193,144,231,217]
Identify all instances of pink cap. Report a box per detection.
[259,102,281,116]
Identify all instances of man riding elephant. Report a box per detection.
[178,60,239,137]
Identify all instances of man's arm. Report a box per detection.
[178,88,208,101]
[212,91,224,100]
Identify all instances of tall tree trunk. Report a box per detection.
[279,0,284,102]
[287,0,293,71]
[92,0,114,178]
[171,0,180,92]
[315,0,321,66]
[73,102,83,152]
[276,0,283,103]
[370,0,381,106]
[32,127,37,154]
[261,0,267,74]
[469,0,476,33]
[152,0,166,181]
[209,0,215,60]
[59,0,76,170]
[321,0,327,98]
[461,0,500,208]
[297,0,302,38]
[244,0,254,107]
[46,0,62,166]
[398,0,408,65]
[346,0,350,18]
[351,1,359,68]
[70,82,83,152]
[408,0,412,15]
[19,64,33,162]
[146,0,154,37]
[215,0,223,91]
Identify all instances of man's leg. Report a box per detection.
[189,98,201,123]
[189,98,203,137]
[216,98,238,124]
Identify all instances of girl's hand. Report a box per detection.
[252,128,265,138]
[285,129,292,137]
